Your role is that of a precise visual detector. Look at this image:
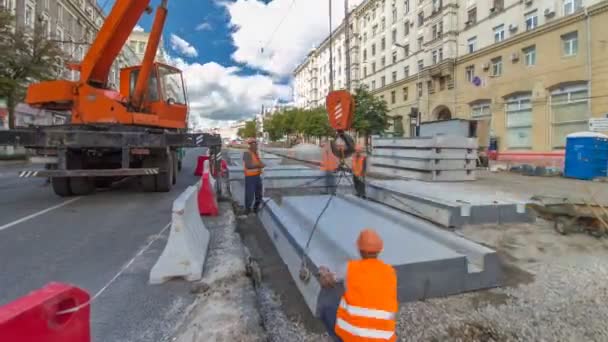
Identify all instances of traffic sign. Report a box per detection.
[589,118,608,132]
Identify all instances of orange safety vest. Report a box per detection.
[320,145,339,171]
[335,259,398,342]
[352,154,366,177]
[244,151,263,177]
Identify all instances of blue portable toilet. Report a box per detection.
[564,132,608,180]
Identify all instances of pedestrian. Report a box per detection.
[243,138,265,214]
[351,144,367,198]
[318,228,398,342]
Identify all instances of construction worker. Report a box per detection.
[243,138,265,214]
[318,228,398,342]
[351,144,367,198]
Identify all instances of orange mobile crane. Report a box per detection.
[0,0,221,197]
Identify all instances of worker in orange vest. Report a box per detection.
[243,138,265,214]
[318,228,398,342]
[351,144,367,198]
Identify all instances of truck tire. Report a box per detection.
[171,151,178,185]
[156,152,173,192]
[177,160,182,172]
[51,177,72,197]
[67,153,95,196]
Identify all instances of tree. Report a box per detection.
[0,10,64,129]
[237,120,257,139]
[300,107,332,140]
[352,86,390,150]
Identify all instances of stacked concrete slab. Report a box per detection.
[366,179,534,228]
[226,150,282,167]
[259,194,501,316]
[371,136,478,181]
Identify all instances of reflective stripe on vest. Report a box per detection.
[244,152,262,176]
[336,318,395,340]
[339,299,395,320]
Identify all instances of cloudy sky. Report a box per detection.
[98,0,362,128]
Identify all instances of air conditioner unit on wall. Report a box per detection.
[525,0,533,6]
[509,24,518,32]
[482,63,490,70]
[511,52,520,62]
[545,7,556,17]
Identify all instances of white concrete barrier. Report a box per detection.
[149,185,210,284]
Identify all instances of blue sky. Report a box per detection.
[97,0,356,127]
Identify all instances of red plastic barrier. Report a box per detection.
[194,155,209,176]
[0,282,90,342]
[198,161,219,216]
[211,159,228,178]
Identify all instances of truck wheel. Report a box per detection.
[95,178,113,188]
[141,158,157,192]
[51,177,72,197]
[156,152,173,192]
[172,151,178,185]
[177,160,182,172]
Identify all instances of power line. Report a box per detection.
[260,0,297,55]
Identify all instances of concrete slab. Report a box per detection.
[373,147,478,160]
[369,164,477,181]
[371,156,476,171]
[366,179,534,227]
[258,195,501,316]
[372,136,479,149]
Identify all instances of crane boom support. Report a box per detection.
[80,0,151,86]
[132,0,168,110]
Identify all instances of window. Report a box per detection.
[492,0,504,11]
[392,9,397,22]
[58,4,64,23]
[372,62,377,73]
[381,56,386,67]
[391,29,397,44]
[363,33,368,42]
[404,44,410,56]
[427,80,434,94]
[363,66,368,77]
[381,17,386,30]
[391,90,396,104]
[471,101,491,118]
[467,8,477,25]
[417,59,424,71]
[491,57,503,76]
[25,2,34,28]
[418,12,424,26]
[372,44,376,56]
[363,49,368,61]
[439,77,446,91]
[392,71,397,82]
[404,21,410,36]
[525,10,538,31]
[432,0,442,12]
[403,87,409,101]
[417,37,423,50]
[404,0,409,14]
[381,76,386,87]
[372,25,378,36]
[404,66,409,78]
[562,31,578,56]
[139,42,146,54]
[372,80,376,90]
[564,0,583,15]
[432,50,438,64]
[465,65,475,82]
[45,0,50,9]
[381,37,386,51]
[392,51,397,64]
[505,93,533,149]
[550,83,589,148]
[417,82,423,98]
[523,45,536,66]
[439,48,443,62]
[467,37,477,53]
[494,25,505,43]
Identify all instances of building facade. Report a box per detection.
[292,0,608,152]
[127,29,167,64]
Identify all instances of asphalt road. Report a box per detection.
[0,149,207,342]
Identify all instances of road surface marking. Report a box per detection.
[58,222,172,315]
[0,197,82,232]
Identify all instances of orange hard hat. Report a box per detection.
[355,144,364,152]
[357,228,383,253]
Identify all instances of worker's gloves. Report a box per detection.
[318,266,337,288]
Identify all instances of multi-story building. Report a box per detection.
[2,0,139,88]
[293,0,608,155]
[454,0,608,153]
[293,8,361,109]
[127,29,167,63]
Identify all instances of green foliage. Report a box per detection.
[237,120,257,138]
[262,107,332,142]
[352,86,390,139]
[0,9,65,128]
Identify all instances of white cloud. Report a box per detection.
[196,22,213,31]
[225,0,364,77]
[166,56,291,128]
[133,25,144,32]
[170,34,199,58]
